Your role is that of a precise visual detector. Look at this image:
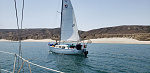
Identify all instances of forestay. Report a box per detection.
[61,0,80,42]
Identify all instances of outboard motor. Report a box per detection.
[84,51,88,57]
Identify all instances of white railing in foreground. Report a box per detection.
[1,69,13,73]
[0,51,64,73]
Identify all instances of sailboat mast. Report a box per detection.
[59,0,63,44]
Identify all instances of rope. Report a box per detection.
[13,0,19,30]
[20,0,25,72]
[13,0,20,71]
[16,54,64,73]
[18,60,32,73]
[1,69,13,73]
[27,61,32,73]
[13,54,17,73]
[4,0,64,72]
[0,51,15,55]
[18,60,26,73]
[0,51,64,73]
[28,62,64,73]
[13,0,25,72]
[21,0,24,30]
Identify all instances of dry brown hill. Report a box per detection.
[81,25,150,41]
[0,25,150,41]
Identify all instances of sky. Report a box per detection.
[0,0,150,31]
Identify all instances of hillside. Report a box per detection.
[83,25,150,34]
[0,25,150,41]
[81,25,150,41]
[0,28,84,41]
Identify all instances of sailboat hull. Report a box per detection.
[49,46,86,55]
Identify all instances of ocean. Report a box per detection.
[0,42,150,73]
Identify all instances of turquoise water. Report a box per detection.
[0,42,150,73]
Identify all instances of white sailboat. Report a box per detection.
[49,0,88,56]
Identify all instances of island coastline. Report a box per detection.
[1,38,150,44]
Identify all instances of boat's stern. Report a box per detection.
[82,49,88,57]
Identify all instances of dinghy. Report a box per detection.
[49,0,88,56]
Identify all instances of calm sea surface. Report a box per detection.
[0,42,150,73]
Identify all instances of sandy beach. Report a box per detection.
[0,38,150,44]
[0,39,12,42]
[22,39,56,42]
[0,39,55,42]
[84,38,150,44]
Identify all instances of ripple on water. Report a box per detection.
[0,42,150,73]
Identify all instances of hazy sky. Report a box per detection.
[0,0,150,31]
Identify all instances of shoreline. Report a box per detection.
[84,38,150,44]
[0,38,150,44]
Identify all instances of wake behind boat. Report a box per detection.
[48,0,88,56]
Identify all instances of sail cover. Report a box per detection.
[61,0,80,42]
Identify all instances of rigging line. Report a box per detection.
[14,0,19,30]
[13,0,25,72]
[20,0,25,73]
[21,0,24,30]
[13,0,20,72]
[53,0,61,27]
[0,51,64,73]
